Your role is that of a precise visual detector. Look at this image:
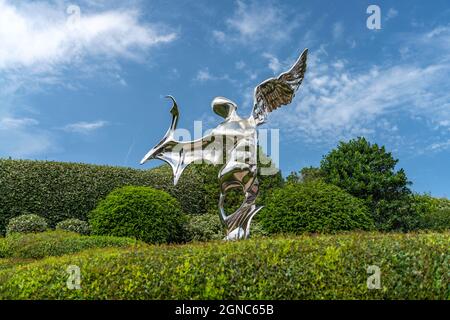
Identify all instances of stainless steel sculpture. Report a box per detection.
[141,49,308,240]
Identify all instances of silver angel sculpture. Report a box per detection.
[141,49,308,240]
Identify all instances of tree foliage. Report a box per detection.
[319,137,418,231]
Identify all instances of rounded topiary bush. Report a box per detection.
[56,219,91,235]
[89,186,186,244]
[6,214,48,235]
[259,181,374,234]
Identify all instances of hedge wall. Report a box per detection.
[0,158,282,235]
[0,232,448,299]
[0,159,205,234]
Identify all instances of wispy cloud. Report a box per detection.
[0,0,176,158]
[386,8,398,21]
[262,53,282,73]
[212,0,303,47]
[193,68,236,84]
[332,22,344,40]
[0,117,38,130]
[270,39,450,152]
[429,139,450,152]
[63,120,109,134]
[0,116,54,157]
[0,0,176,91]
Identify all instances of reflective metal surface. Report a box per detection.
[141,49,308,240]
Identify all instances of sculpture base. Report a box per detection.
[223,205,263,241]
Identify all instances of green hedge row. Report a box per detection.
[0,158,282,235]
[0,232,448,299]
[0,159,206,234]
[0,231,140,260]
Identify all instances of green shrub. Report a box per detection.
[184,214,224,242]
[56,219,90,235]
[0,231,139,260]
[412,194,450,231]
[0,232,448,299]
[0,158,280,235]
[420,209,450,231]
[6,214,48,235]
[89,186,186,244]
[259,181,374,234]
[0,159,206,235]
[184,214,269,242]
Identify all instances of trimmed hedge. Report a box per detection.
[0,158,282,235]
[259,181,374,234]
[0,159,205,235]
[0,231,140,260]
[89,186,186,244]
[0,232,448,299]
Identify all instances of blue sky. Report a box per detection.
[0,0,449,197]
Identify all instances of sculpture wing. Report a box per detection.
[252,49,308,124]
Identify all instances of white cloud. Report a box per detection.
[0,0,176,69]
[63,120,108,134]
[386,8,398,21]
[194,68,214,82]
[0,117,38,130]
[332,22,344,40]
[235,60,246,70]
[262,53,282,73]
[0,0,176,89]
[213,0,302,47]
[0,0,176,158]
[193,68,236,84]
[429,139,450,152]
[270,50,450,149]
[0,116,54,157]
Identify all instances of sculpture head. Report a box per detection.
[212,97,237,119]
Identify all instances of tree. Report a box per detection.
[320,137,416,231]
[286,166,323,185]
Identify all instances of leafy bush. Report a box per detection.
[184,214,224,242]
[420,209,450,231]
[0,159,206,235]
[258,181,374,234]
[0,232,448,299]
[6,214,48,235]
[411,194,450,231]
[56,219,90,235]
[0,231,139,259]
[184,214,269,242]
[0,158,280,235]
[89,186,186,244]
